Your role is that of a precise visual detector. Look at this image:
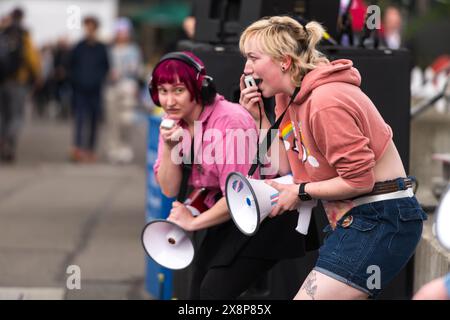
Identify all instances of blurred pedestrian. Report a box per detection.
[380,5,403,49]
[0,7,41,163]
[69,16,109,163]
[182,16,196,40]
[105,17,142,164]
[34,44,54,118]
[53,37,72,119]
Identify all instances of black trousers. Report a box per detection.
[184,208,324,300]
[72,90,101,151]
[189,255,278,300]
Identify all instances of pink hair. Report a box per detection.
[150,52,206,105]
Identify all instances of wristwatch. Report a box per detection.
[298,182,313,201]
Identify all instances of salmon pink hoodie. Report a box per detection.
[275,59,393,190]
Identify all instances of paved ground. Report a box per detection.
[0,114,153,300]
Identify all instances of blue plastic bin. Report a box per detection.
[145,115,175,300]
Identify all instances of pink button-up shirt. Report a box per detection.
[153,95,259,208]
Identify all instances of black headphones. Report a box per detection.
[149,52,217,106]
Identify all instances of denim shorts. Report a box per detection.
[315,195,427,298]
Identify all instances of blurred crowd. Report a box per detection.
[0,7,152,165]
[0,1,448,164]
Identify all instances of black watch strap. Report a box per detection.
[298,182,312,201]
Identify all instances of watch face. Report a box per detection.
[300,193,312,201]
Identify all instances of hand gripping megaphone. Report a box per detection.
[225,172,316,236]
[141,188,208,270]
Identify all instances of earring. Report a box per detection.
[281,66,286,72]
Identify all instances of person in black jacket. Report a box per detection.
[69,16,109,162]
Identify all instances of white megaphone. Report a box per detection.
[435,184,450,251]
[225,172,316,236]
[141,189,208,270]
[141,219,195,270]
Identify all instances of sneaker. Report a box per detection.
[83,151,97,163]
[0,141,16,163]
[70,147,85,163]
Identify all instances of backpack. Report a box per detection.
[0,26,24,82]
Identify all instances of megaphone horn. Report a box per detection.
[226,172,315,236]
[141,188,209,270]
[141,219,194,270]
[226,172,292,235]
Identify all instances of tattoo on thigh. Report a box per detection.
[302,271,318,300]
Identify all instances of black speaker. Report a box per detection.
[322,46,412,173]
[194,0,295,44]
[293,0,340,39]
[193,0,340,45]
[178,41,244,100]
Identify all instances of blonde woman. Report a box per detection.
[239,16,426,299]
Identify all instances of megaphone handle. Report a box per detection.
[295,201,315,235]
[186,205,200,217]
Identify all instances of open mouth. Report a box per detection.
[254,78,263,93]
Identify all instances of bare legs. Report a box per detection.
[294,270,369,300]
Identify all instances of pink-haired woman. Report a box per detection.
[150,51,311,299]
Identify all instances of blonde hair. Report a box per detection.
[239,16,329,86]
